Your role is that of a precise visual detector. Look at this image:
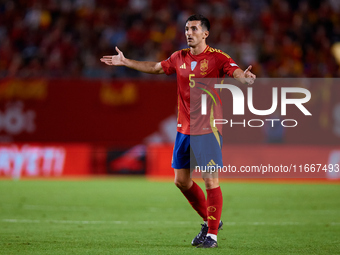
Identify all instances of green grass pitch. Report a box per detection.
[0,178,339,254]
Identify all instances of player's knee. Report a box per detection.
[204,178,219,189]
[174,178,185,190]
[174,178,191,191]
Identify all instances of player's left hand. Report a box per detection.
[244,65,256,85]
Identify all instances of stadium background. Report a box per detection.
[1,1,340,254]
[0,0,339,179]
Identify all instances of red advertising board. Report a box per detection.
[0,144,91,178]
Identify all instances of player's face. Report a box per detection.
[185,21,208,47]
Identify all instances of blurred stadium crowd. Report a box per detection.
[0,0,339,78]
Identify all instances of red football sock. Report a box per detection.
[206,186,223,235]
[181,181,207,221]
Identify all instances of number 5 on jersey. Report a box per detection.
[189,74,195,88]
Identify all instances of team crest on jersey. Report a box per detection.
[200,59,208,75]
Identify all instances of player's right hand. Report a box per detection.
[100,47,126,66]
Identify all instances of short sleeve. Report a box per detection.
[221,54,240,77]
[161,51,179,76]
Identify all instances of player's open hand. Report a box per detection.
[244,65,256,85]
[100,47,126,66]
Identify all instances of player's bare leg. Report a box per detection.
[204,175,219,189]
[174,168,192,191]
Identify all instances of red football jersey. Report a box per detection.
[161,45,239,135]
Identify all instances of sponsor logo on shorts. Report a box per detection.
[207,159,216,166]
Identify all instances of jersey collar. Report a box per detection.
[189,45,210,57]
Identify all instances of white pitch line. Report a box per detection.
[23,205,91,211]
[1,204,91,211]
[2,219,41,223]
[1,219,339,226]
[1,219,128,224]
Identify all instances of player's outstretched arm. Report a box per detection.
[100,46,164,74]
[233,65,256,85]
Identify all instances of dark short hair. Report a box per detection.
[186,14,210,31]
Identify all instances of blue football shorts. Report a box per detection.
[171,131,223,169]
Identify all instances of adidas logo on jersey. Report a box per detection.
[180,63,186,69]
